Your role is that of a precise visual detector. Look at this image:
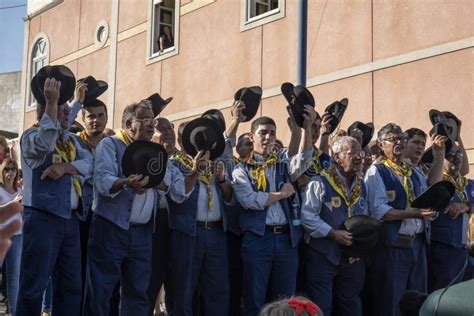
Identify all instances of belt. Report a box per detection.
[399,233,423,239]
[196,220,223,230]
[265,224,289,234]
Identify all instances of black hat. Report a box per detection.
[77,76,108,105]
[31,65,76,106]
[281,82,316,128]
[428,109,458,142]
[122,140,168,188]
[411,180,455,210]
[234,86,262,122]
[341,215,380,258]
[347,121,374,148]
[147,93,173,118]
[324,98,348,134]
[201,109,226,134]
[182,117,226,160]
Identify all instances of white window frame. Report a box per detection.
[147,0,180,64]
[241,0,285,32]
[27,34,50,112]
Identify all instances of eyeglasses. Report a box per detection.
[382,135,408,144]
[3,168,17,172]
[340,150,366,158]
[133,118,155,126]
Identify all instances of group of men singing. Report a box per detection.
[15,64,473,316]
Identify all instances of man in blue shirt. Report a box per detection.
[18,69,93,316]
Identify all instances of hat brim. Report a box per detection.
[121,140,168,188]
[325,98,348,134]
[411,180,455,210]
[347,121,374,148]
[182,117,226,160]
[280,82,295,105]
[201,109,226,133]
[83,80,108,105]
[341,215,380,257]
[234,86,262,122]
[31,65,76,106]
[147,93,173,117]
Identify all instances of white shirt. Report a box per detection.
[0,187,22,235]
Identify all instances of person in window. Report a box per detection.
[158,26,174,53]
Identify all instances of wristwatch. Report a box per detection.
[122,180,130,191]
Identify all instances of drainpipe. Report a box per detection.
[296,0,308,86]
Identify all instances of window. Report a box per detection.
[29,37,49,108]
[94,20,109,48]
[149,0,179,60]
[241,0,285,31]
[247,0,279,21]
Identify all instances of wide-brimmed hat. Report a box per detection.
[147,93,173,118]
[31,65,76,106]
[122,140,168,188]
[347,121,374,148]
[182,117,226,160]
[341,215,380,258]
[77,76,108,105]
[428,109,458,142]
[234,86,262,122]
[411,180,455,210]
[281,82,316,128]
[201,109,226,134]
[324,98,348,134]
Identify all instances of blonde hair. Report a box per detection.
[0,158,19,191]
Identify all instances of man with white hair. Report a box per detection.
[301,136,368,316]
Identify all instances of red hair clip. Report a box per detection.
[288,298,320,315]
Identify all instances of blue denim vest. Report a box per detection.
[29,152,73,219]
[374,163,428,246]
[71,134,94,221]
[166,159,228,236]
[431,179,474,248]
[94,137,136,230]
[307,174,368,265]
[238,162,303,248]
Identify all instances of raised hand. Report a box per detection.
[231,100,246,122]
[75,81,88,104]
[44,78,61,107]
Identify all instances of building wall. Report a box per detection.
[20,0,474,175]
[0,71,22,134]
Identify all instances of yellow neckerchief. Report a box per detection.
[321,165,362,217]
[115,129,133,146]
[34,121,82,196]
[170,150,214,210]
[381,158,415,205]
[78,130,105,152]
[310,147,323,174]
[443,172,468,203]
[55,137,82,197]
[243,151,279,192]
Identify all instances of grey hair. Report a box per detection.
[332,136,358,154]
[377,123,402,141]
[121,99,153,128]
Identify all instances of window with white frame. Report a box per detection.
[29,38,48,107]
[150,0,177,57]
[247,0,279,21]
[241,0,285,31]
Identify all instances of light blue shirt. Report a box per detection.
[364,163,426,235]
[232,148,313,225]
[21,114,92,208]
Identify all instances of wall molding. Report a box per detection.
[165,37,473,121]
[181,0,215,16]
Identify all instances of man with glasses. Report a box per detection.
[364,123,438,316]
[83,100,162,315]
[301,136,368,316]
[428,144,473,291]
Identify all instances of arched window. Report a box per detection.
[29,37,49,107]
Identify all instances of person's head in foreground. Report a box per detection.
[259,296,324,316]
